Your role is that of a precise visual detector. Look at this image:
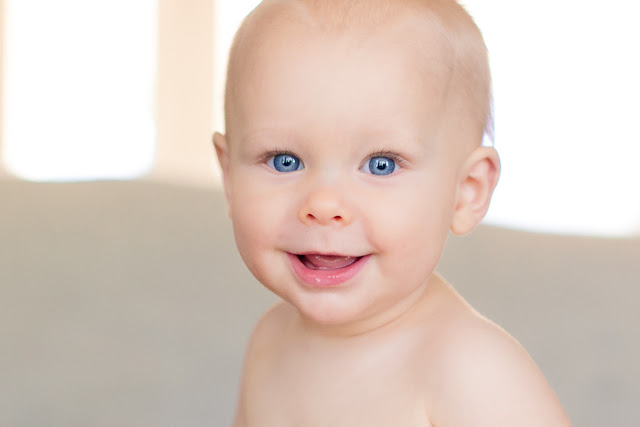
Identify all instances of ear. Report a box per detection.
[451,146,500,236]
[213,132,233,216]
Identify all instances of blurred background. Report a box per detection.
[0,0,638,425]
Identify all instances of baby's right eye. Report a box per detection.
[267,153,304,173]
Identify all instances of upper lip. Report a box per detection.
[291,251,365,257]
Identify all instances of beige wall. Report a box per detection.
[0,0,5,178]
[150,0,219,187]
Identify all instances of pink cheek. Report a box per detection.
[233,206,283,255]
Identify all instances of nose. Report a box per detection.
[298,186,353,226]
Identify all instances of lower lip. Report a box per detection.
[287,253,370,288]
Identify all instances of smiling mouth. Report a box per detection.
[288,253,370,287]
[297,254,362,270]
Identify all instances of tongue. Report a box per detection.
[301,254,359,270]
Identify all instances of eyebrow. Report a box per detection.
[239,125,435,158]
[240,127,301,146]
[359,127,431,147]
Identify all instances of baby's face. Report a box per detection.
[219,18,473,332]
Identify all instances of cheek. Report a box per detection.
[365,182,456,275]
[229,178,268,253]
[368,184,455,243]
[228,175,296,267]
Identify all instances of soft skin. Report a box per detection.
[215,0,571,425]
[216,9,497,334]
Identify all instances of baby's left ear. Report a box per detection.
[451,146,500,236]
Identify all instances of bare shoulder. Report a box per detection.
[423,279,571,427]
[239,300,294,377]
[246,300,294,352]
[234,301,294,427]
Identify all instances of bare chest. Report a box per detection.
[242,347,432,427]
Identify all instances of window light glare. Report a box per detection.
[3,0,158,182]
[464,0,640,237]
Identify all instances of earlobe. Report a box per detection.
[451,146,500,236]
[213,132,233,217]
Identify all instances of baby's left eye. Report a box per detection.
[361,156,396,176]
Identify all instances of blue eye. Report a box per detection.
[269,153,304,172]
[364,156,396,176]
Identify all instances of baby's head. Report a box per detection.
[223,0,494,148]
[215,0,500,332]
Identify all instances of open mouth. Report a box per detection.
[297,254,361,270]
[288,252,370,287]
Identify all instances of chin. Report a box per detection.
[289,291,375,329]
[300,307,357,326]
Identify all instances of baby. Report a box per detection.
[214,0,571,425]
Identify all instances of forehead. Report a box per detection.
[231,12,455,141]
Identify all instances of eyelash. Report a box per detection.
[258,149,298,164]
[366,150,405,166]
[257,149,406,168]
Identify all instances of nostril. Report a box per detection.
[303,213,343,224]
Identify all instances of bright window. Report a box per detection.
[3,0,157,182]
[464,0,640,237]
